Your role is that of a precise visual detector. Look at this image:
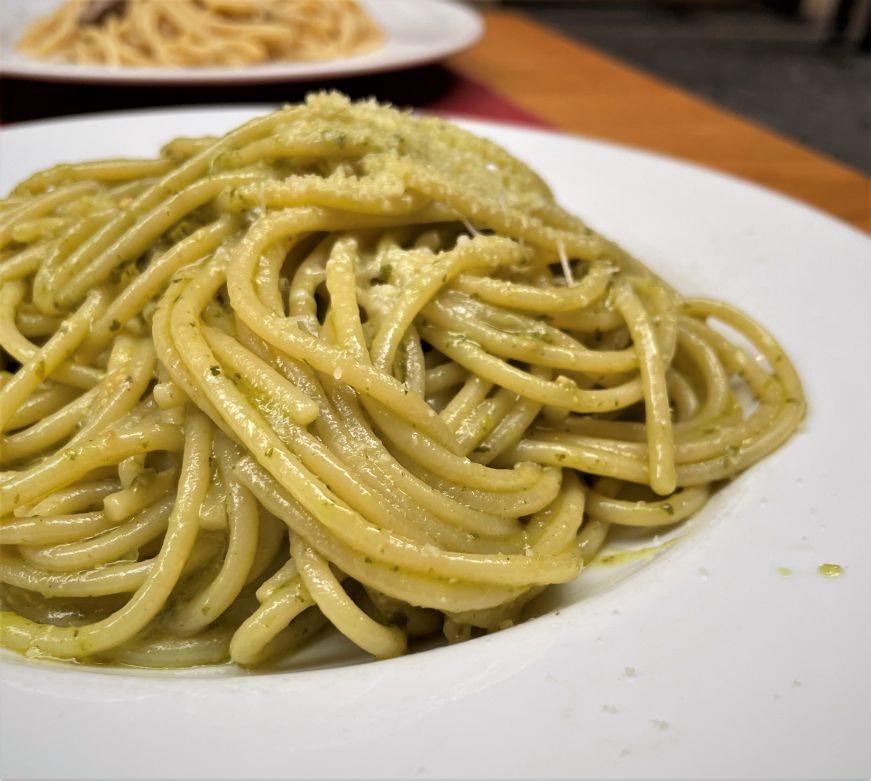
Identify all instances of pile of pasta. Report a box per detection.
[18,0,382,67]
[0,94,804,669]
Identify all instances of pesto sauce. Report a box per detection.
[593,538,677,567]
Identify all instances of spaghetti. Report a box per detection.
[17,0,382,67]
[0,94,805,669]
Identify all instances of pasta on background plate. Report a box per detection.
[0,94,804,669]
[18,0,382,67]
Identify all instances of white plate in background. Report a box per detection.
[0,0,483,84]
[0,108,869,779]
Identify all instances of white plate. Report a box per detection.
[0,108,869,779]
[0,0,482,84]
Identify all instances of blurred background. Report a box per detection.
[476,0,871,173]
[0,0,868,226]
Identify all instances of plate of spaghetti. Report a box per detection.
[0,0,482,84]
[0,98,868,778]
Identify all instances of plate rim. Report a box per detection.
[2,103,867,241]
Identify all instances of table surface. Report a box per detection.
[0,9,868,233]
[448,11,870,233]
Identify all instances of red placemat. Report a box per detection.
[427,74,550,128]
[0,66,547,130]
